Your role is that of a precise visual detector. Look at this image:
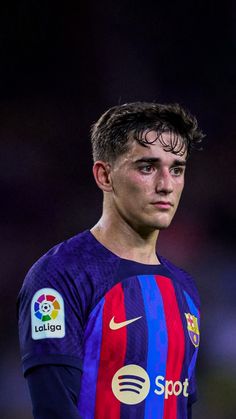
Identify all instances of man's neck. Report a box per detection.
[90,215,160,265]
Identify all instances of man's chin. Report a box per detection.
[139,220,172,233]
[153,214,174,230]
[129,215,173,233]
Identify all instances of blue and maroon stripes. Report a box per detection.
[121,277,148,419]
[155,276,185,419]
[95,282,127,418]
[138,275,168,419]
[78,274,194,419]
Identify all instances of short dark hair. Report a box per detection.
[91,101,204,162]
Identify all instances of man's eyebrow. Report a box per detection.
[134,157,187,166]
[172,159,187,166]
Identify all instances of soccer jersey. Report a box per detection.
[18,230,200,419]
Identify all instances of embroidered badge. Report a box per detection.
[31,288,65,340]
[184,313,200,348]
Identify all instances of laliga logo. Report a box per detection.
[112,365,150,405]
[112,365,189,405]
[34,293,60,322]
[31,288,65,340]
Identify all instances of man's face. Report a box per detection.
[108,131,187,233]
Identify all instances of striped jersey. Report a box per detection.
[18,230,200,419]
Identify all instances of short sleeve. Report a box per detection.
[17,251,89,376]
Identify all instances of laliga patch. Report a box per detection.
[185,313,200,348]
[31,288,65,340]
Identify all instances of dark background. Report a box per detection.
[1,1,235,418]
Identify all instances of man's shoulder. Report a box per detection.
[22,229,120,291]
[30,230,92,271]
[19,230,120,311]
[21,230,99,288]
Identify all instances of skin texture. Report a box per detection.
[91,131,187,264]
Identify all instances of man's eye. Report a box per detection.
[140,165,154,173]
[171,167,184,176]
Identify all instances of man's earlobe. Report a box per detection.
[92,161,113,192]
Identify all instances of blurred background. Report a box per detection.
[0,1,235,418]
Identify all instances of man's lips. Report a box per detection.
[151,201,174,209]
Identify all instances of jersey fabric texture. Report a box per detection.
[18,230,200,419]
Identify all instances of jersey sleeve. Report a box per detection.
[18,248,90,376]
[26,365,82,419]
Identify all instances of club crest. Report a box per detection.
[184,313,200,348]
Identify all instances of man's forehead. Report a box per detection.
[127,131,187,160]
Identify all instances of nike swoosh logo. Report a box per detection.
[109,316,142,330]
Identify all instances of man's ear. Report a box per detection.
[92,161,113,192]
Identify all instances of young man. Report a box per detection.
[18,102,204,419]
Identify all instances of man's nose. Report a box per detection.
[155,169,173,194]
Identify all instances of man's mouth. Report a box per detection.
[151,201,174,209]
